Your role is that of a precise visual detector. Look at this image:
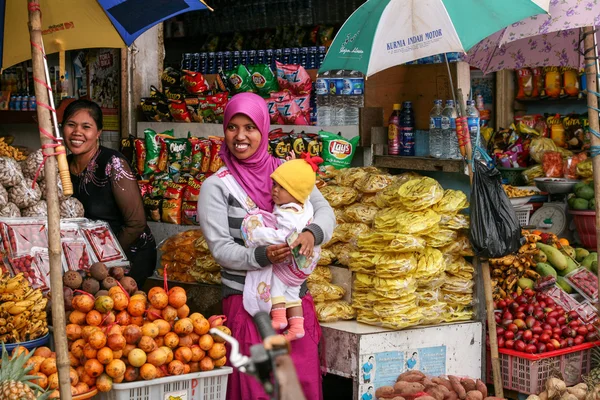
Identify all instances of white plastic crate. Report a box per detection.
[514,204,533,226]
[95,367,232,400]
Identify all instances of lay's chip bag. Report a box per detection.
[319,131,359,174]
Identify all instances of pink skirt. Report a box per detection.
[223,293,323,400]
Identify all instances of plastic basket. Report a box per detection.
[569,210,596,249]
[486,342,597,394]
[96,367,232,400]
[514,204,533,226]
[4,333,50,352]
[498,167,527,186]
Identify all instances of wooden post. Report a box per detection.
[481,260,504,399]
[583,27,600,310]
[27,2,72,400]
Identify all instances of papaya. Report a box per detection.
[573,198,589,210]
[556,277,573,294]
[575,248,590,262]
[536,262,557,278]
[575,186,595,201]
[581,252,598,270]
[558,257,578,277]
[574,182,588,192]
[592,261,598,275]
[517,278,534,289]
[536,243,568,270]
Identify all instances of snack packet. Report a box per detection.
[319,132,359,172]
[248,64,279,97]
[162,198,182,224]
[226,65,255,94]
[164,137,190,177]
[181,70,209,94]
[276,61,312,94]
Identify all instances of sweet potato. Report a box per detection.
[425,385,445,400]
[437,384,451,398]
[398,370,426,383]
[483,397,505,400]
[423,378,435,388]
[416,396,437,400]
[376,386,396,399]
[390,397,406,400]
[448,376,467,400]
[432,378,453,392]
[461,379,476,393]
[465,390,483,400]
[394,381,425,397]
[475,380,488,398]
[445,392,458,400]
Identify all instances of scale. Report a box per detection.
[526,178,580,237]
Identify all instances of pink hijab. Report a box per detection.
[220,93,281,212]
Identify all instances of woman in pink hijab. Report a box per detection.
[198,93,335,400]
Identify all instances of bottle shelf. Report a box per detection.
[373,155,465,173]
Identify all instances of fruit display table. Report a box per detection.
[320,320,483,400]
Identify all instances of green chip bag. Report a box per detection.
[319,131,359,172]
[164,137,190,177]
[144,129,161,176]
[225,65,255,94]
[248,64,279,98]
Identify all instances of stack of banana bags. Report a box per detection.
[318,167,475,330]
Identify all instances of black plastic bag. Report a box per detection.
[469,160,521,258]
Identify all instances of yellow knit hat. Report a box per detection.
[270,155,322,204]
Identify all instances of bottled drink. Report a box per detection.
[232,51,241,68]
[331,70,345,125]
[248,50,256,65]
[275,49,283,63]
[291,48,299,65]
[190,53,200,72]
[283,48,291,64]
[308,47,318,69]
[388,103,401,155]
[429,100,444,158]
[466,100,481,155]
[241,50,249,66]
[181,53,192,71]
[342,70,364,125]
[200,53,208,74]
[266,49,274,69]
[28,96,36,112]
[316,71,331,126]
[318,46,327,68]
[400,101,415,156]
[224,51,233,71]
[300,48,308,68]
[207,52,216,74]
[441,100,460,159]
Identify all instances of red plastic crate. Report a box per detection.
[486,342,598,394]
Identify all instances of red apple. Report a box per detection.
[546,317,558,327]
[586,324,595,333]
[568,311,579,320]
[569,320,580,329]
[496,327,505,336]
[586,332,598,342]
[515,312,527,321]
[577,327,588,336]
[525,316,536,329]
[574,336,584,346]
[557,316,566,326]
[497,300,507,309]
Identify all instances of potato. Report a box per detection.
[393,381,425,397]
[432,378,454,392]
[461,379,476,393]
[397,370,426,383]
[475,380,488,398]
[376,386,396,399]
[448,376,467,400]
[465,390,483,400]
[425,385,445,400]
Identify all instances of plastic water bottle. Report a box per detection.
[429,100,444,158]
[342,70,364,126]
[400,101,415,156]
[316,71,331,126]
[441,100,460,159]
[466,100,481,156]
[331,70,345,126]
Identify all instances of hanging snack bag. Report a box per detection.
[546,114,566,148]
[144,129,171,175]
[183,177,202,202]
[304,133,322,158]
[293,93,311,122]
[542,151,564,178]
[168,99,193,122]
[277,97,309,125]
[134,138,146,176]
[271,91,292,102]
[161,67,182,89]
[319,131,360,171]
[164,137,190,177]
[563,68,580,97]
[268,133,291,159]
[581,115,591,150]
[188,137,203,174]
[516,68,533,99]
[162,198,182,224]
[265,97,284,124]
[182,202,199,225]
[290,132,306,157]
[531,67,544,98]
[562,114,584,150]
[276,61,312,95]
[199,139,212,173]
[181,70,209,94]
[209,136,224,172]
[225,65,255,94]
[248,64,279,97]
[140,97,171,122]
[119,135,135,167]
[164,182,186,200]
[544,66,562,98]
[143,196,162,222]
[197,97,216,123]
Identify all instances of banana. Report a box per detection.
[31,299,47,313]
[0,301,15,312]
[14,300,34,308]
[0,318,5,326]
[525,269,540,280]
[25,289,42,303]
[8,306,27,315]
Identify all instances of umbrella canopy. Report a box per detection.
[466,0,600,73]
[319,0,550,77]
[1,0,210,70]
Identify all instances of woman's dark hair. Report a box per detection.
[62,99,103,130]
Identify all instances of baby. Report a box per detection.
[241,154,322,341]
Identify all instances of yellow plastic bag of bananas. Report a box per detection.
[343,203,380,224]
[307,282,346,302]
[320,185,360,207]
[439,234,474,256]
[315,300,356,322]
[397,177,444,211]
[355,232,426,253]
[423,227,458,248]
[415,289,441,306]
[432,189,469,214]
[354,173,395,193]
[374,208,441,234]
[317,249,335,266]
[331,223,371,244]
[334,167,370,187]
[307,266,333,284]
[439,213,470,230]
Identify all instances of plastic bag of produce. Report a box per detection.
[470,161,521,258]
[420,303,448,325]
[415,247,445,279]
[356,273,417,298]
[0,185,8,208]
[60,197,85,219]
[442,275,475,293]
[22,149,51,182]
[334,167,369,187]
[307,282,345,302]
[522,164,544,184]
[343,204,379,224]
[8,178,41,209]
[576,158,593,180]
[327,242,355,266]
[442,291,473,307]
[349,252,418,278]
[0,202,20,217]
[442,305,473,322]
[0,157,24,188]
[315,300,356,322]
[307,266,333,284]
[542,151,564,178]
[440,235,474,256]
[445,256,474,275]
[432,189,468,214]
[21,200,47,217]
[373,309,423,330]
[319,185,360,207]
[354,173,394,193]
[355,232,426,253]
[317,249,335,266]
[424,228,458,248]
[397,177,444,211]
[361,193,377,205]
[439,213,469,230]
[351,291,371,310]
[188,266,221,285]
[333,208,349,224]
[530,137,558,163]
[416,289,442,306]
[373,297,419,318]
[331,222,370,244]
[374,208,440,234]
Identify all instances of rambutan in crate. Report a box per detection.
[486,343,597,394]
[97,367,232,400]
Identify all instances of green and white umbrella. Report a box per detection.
[319,0,550,76]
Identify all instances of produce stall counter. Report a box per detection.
[320,320,483,400]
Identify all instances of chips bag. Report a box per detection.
[181,70,209,94]
[562,114,584,150]
[319,132,359,172]
[182,202,199,225]
[275,61,312,95]
[268,133,291,158]
[183,177,202,202]
[162,198,182,224]
[208,136,224,172]
[134,139,146,177]
[144,129,173,175]
[161,67,181,89]
[516,68,533,99]
[168,100,193,122]
[277,97,309,125]
[226,65,255,94]
[143,197,162,222]
[544,66,562,98]
[265,97,284,124]
[164,137,190,177]
[164,182,186,200]
[248,64,279,97]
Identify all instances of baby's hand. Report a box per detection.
[285,151,296,161]
[291,231,315,257]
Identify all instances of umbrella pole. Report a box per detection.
[27,2,72,400]
[582,27,600,310]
